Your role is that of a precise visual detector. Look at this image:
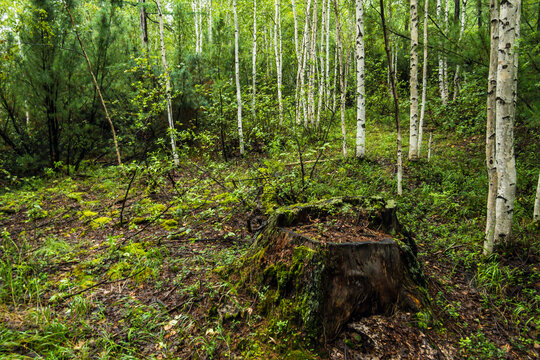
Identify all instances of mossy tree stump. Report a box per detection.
[240,197,428,342]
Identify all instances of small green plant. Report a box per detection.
[459,331,506,359]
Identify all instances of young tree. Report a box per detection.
[333,0,349,157]
[452,0,467,101]
[355,0,366,158]
[409,0,420,159]
[156,0,179,166]
[138,0,149,52]
[274,0,283,124]
[233,0,245,155]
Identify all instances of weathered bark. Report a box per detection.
[233,0,244,155]
[355,0,366,158]
[64,2,122,166]
[380,0,403,195]
[484,0,498,255]
[409,0,420,160]
[138,0,149,52]
[156,0,179,166]
[241,197,427,342]
[418,0,429,156]
[494,0,520,245]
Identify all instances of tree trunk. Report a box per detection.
[241,197,427,342]
[484,0,499,255]
[355,0,366,158]
[409,0,420,160]
[477,0,482,28]
[233,0,245,155]
[274,0,284,124]
[418,0,429,156]
[454,0,460,23]
[156,0,179,166]
[437,0,446,103]
[534,173,540,221]
[292,0,300,62]
[333,0,348,157]
[380,0,403,195]
[208,0,213,44]
[443,0,449,101]
[494,0,520,245]
[138,0,149,52]
[452,0,467,102]
[308,0,319,127]
[252,0,257,121]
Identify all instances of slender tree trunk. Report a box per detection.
[138,0,149,52]
[534,173,540,221]
[484,0,499,255]
[409,0,420,159]
[308,0,318,126]
[453,0,467,101]
[380,0,403,195]
[333,0,348,157]
[64,2,122,166]
[193,1,200,53]
[156,0,179,166]
[437,0,445,102]
[233,0,245,155]
[355,0,366,158]
[208,0,213,44]
[317,0,327,127]
[252,0,257,121]
[443,0,449,101]
[418,0,429,156]
[454,0,460,23]
[274,0,284,124]
[494,0,520,246]
[477,0,482,28]
[325,0,331,104]
[292,0,300,62]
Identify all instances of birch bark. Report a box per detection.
[355,0,366,158]
[274,0,283,124]
[233,0,245,155]
[252,0,257,121]
[156,0,179,166]
[418,0,429,156]
[484,0,498,255]
[333,0,348,157]
[409,0,420,159]
[494,0,521,245]
[452,0,467,101]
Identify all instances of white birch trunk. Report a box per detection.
[443,0,449,101]
[453,0,467,101]
[418,0,429,156]
[534,173,540,221]
[308,0,318,127]
[333,0,347,157]
[156,0,179,166]
[325,0,331,104]
[292,0,300,62]
[494,0,520,245]
[437,0,445,102]
[252,0,257,121]
[409,0,420,159]
[355,0,365,158]
[233,0,245,155]
[484,0,498,255]
[274,0,284,124]
[317,0,327,127]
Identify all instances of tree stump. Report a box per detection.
[239,197,428,342]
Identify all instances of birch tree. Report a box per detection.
[274,0,283,124]
[252,0,257,121]
[333,0,349,157]
[418,0,429,156]
[409,0,420,159]
[452,0,467,101]
[493,0,521,247]
[355,0,366,158]
[138,0,148,52]
[484,0,498,254]
[156,0,179,166]
[233,0,245,155]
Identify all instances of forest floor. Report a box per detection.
[0,124,538,359]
